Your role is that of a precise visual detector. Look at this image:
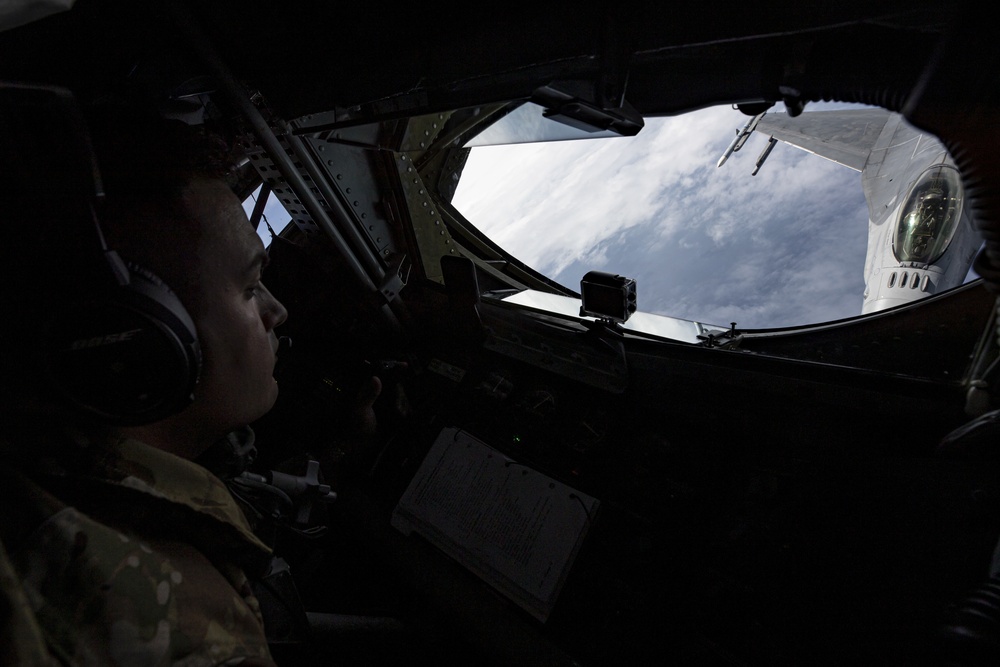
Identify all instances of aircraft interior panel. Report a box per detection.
[243,241,1000,663]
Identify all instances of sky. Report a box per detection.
[451,103,873,330]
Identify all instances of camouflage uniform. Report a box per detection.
[0,432,277,666]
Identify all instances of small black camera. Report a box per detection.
[579,271,637,324]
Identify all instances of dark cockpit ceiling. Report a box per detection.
[188,1,958,123]
[0,1,980,123]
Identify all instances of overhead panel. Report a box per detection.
[299,134,400,262]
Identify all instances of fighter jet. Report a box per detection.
[719,108,981,313]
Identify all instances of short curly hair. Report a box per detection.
[86,108,238,301]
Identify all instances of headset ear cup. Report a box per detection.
[45,261,201,425]
[3,84,202,425]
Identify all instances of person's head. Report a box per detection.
[91,113,288,458]
[2,105,287,458]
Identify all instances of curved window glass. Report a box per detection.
[893,165,964,264]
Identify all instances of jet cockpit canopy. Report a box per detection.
[893,165,965,265]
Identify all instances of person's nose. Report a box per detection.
[259,282,288,330]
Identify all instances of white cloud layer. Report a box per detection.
[452,103,871,329]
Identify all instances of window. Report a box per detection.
[453,103,871,330]
[242,185,292,248]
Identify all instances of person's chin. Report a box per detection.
[265,379,281,406]
[245,381,280,422]
[263,377,279,399]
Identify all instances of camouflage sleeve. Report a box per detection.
[18,508,279,666]
[2,463,279,667]
[0,538,62,667]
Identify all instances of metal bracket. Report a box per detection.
[379,253,409,304]
[697,322,743,349]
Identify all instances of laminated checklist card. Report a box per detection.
[392,427,600,622]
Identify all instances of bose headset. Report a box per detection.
[1,82,201,425]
